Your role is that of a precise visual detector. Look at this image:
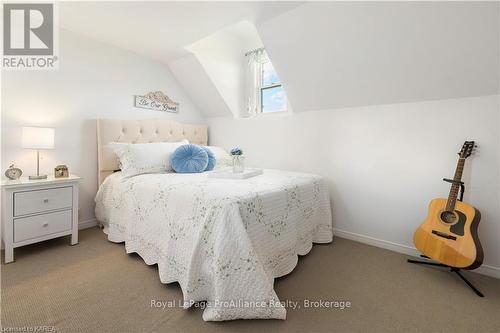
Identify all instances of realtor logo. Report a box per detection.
[2,2,58,69]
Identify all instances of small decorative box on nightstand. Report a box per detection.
[1,175,81,263]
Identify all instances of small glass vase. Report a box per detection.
[232,155,245,173]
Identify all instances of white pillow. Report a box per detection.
[109,140,188,177]
[206,146,233,170]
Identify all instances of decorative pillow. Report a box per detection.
[108,140,188,177]
[171,144,209,173]
[201,146,216,171]
[206,146,233,170]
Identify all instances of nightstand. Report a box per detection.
[1,175,81,263]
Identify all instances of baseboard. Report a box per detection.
[78,219,98,230]
[333,227,500,279]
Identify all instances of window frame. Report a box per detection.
[258,60,287,114]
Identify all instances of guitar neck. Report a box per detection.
[446,158,465,211]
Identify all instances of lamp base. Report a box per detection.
[29,174,47,180]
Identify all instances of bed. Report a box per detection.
[95,118,333,321]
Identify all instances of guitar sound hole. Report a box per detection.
[440,211,458,224]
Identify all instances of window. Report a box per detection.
[260,61,286,113]
[245,48,287,117]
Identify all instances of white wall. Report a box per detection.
[169,53,233,118]
[208,95,500,276]
[1,29,205,225]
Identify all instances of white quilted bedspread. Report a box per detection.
[95,170,332,321]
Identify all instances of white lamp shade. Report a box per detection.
[22,127,55,149]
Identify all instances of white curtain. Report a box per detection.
[243,48,268,118]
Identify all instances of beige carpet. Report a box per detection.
[1,227,499,333]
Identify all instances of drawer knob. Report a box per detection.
[42,223,49,227]
[43,199,49,203]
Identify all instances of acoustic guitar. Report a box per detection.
[414,141,483,270]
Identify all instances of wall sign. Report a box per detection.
[134,91,179,113]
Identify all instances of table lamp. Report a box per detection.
[22,127,55,180]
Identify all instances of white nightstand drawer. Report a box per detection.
[14,210,72,243]
[14,186,73,216]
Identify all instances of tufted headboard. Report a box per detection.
[97,118,208,185]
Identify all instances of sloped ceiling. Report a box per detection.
[60,1,301,62]
[258,2,499,112]
[60,2,499,118]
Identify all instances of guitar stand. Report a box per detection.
[443,178,465,202]
[407,177,484,297]
[407,256,484,297]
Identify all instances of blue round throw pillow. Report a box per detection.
[201,146,216,171]
[171,144,208,173]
